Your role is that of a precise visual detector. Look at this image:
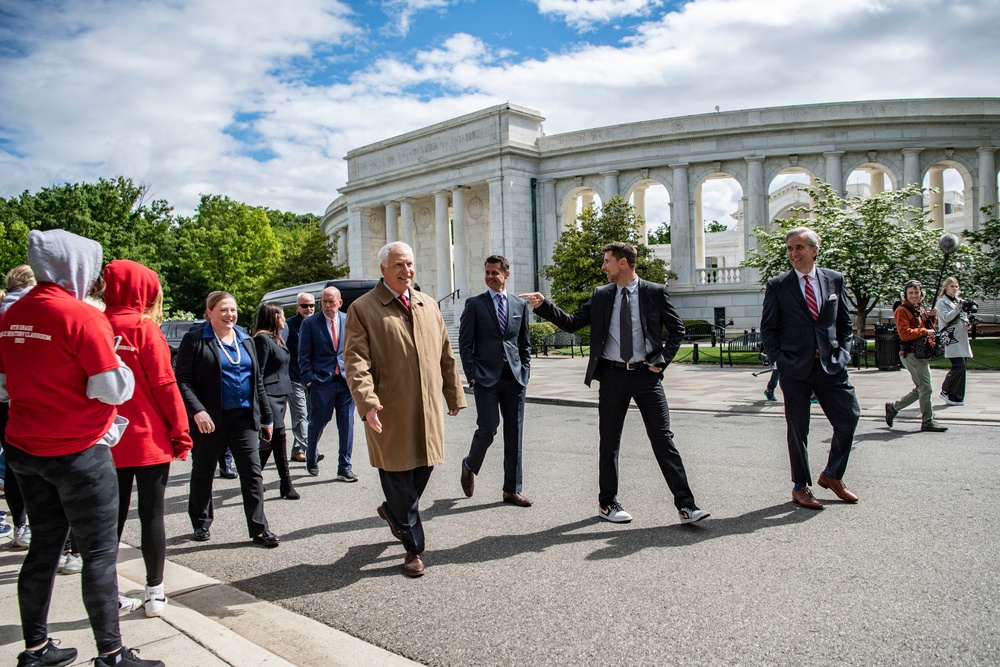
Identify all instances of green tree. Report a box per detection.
[742,181,970,333]
[704,220,729,233]
[171,195,281,321]
[265,211,347,290]
[542,195,672,314]
[963,206,1000,298]
[647,222,671,244]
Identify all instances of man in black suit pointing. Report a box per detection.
[760,226,861,510]
[459,255,533,507]
[520,242,708,525]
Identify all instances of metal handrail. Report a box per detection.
[437,288,461,306]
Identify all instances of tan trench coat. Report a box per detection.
[344,280,466,472]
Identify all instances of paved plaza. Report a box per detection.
[1,357,998,666]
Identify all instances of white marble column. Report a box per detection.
[345,206,370,278]
[581,192,594,210]
[451,186,468,297]
[978,147,997,229]
[337,228,348,265]
[487,177,503,256]
[670,163,693,285]
[601,170,620,200]
[903,148,924,211]
[399,198,415,249]
[539,179,557,292]
[434,190,453,298]
[694,183,705,271]
[632,185,648,242]
[868,168,885,196]
[824,152,845,197]
[745,157,766,248]
[928,166,945,229]
[384,201,399,244]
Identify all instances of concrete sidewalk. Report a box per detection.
[0,356,993,666]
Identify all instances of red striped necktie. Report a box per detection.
[804,275,819,320]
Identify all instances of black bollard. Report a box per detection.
[692,342,699,365]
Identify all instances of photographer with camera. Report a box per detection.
[935,277,973,406]
[885,280,947,432]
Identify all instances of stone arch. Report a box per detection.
[622,176,671,242]
[689,165,746,280]
[845,158,901,197]
[556,177,603,230]
[765,166,819,229]
[922,158,975,231]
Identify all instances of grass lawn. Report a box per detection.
[551,338,1000,370]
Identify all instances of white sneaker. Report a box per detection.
[598,502,632,523]
[144,584,168,617]
[118,594,143,615]
[59,553,83,574]
[679,507,710,524]
[12,524,30,548]
[939,391,959,406]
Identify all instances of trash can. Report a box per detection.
[873,322,902,371]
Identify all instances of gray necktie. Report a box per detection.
[620,287,633,363]
[496,294,507,332]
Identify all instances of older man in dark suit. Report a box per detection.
[520,242,708,525]
[299,286,355,480]
[458,255,533,507]
[760,226,861,510]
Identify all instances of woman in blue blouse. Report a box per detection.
[175,291,279,547]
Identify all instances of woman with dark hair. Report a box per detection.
[253,303,299,500]
[175,291,280,548]
[103,260,193,617]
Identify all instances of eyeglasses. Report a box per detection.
[298,304,315,309]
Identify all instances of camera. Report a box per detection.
[961,299,982,324]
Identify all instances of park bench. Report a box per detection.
[720,330,763,367]
[849,334,873,369]
[683,322,727,347]
[538,331,585,358]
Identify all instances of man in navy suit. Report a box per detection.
[458,255,533,507]
[299,286,356,480]
[520,242,709,525]
[760,226,861,510]
[283,292,314,462]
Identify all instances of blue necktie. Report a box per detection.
[496,294,507,332]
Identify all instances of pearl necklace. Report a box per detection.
[215,332,241,365]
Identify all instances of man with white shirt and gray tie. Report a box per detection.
[520,242,709,526]
[760,226,861,511]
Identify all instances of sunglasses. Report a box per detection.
[298,304,315,309]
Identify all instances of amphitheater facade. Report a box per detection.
[322,98,1000,329]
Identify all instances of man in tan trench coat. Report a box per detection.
[344,241,466,577]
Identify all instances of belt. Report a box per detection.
[605,359,648,370]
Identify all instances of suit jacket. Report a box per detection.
[343,280,466,471]
[760,267,852,381]
[253,332,291,424]
[298,310,346,387]
[285,312,304,382]
[458,291,531,388]
[175,322,273,429]
[534,279,686,387]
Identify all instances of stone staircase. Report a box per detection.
[439,299,462,357]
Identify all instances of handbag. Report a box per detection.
[913,336,944,360]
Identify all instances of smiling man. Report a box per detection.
[520,242,708,526]
[343,242,466,577]
[760,226,861,511]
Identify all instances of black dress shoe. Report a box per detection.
[460,458,475,498]
[218,468,238,479]
[253,530,280,548]
[193,528,211,541]
[317,453,325,462]
[280,479,301,500]
[921,421,948,432]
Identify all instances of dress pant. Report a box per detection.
[597,361,695,510]
[307,375,355,473]
[6,443,122,654]
[188,408,269,538]
[779,359,860,486]
[466,364,525,494]
[941,357,967,402]
[288,380,309,454]
[378,466,433,555]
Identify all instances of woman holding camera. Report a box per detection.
[935,276,972,406]
[885,280,947,432]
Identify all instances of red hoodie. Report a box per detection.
[103,260,192,466]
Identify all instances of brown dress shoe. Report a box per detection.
[502,491,533,507]
[817,472,859,503]
[377,503,403,541]
[402,551,425,577]
[792,486,824,510]
[291,451,306,462]
[460,459,475,497]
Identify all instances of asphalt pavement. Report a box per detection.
[1,354,998,666]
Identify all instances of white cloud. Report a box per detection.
[379,0,455,38]
[534,0,664,31]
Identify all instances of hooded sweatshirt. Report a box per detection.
[104,259,193,466]
[0,229,134,456]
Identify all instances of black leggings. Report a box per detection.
[5,443,123,654]
[116,463,170,587]
[1,402,27,526]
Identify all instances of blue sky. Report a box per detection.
[0,0,996,221]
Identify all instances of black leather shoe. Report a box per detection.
[460,458,475,497]
[921,421,948,432]
[885,402,898,427]
[253,530,280,548]
[307,463,319,476]
[193,528,210,542]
